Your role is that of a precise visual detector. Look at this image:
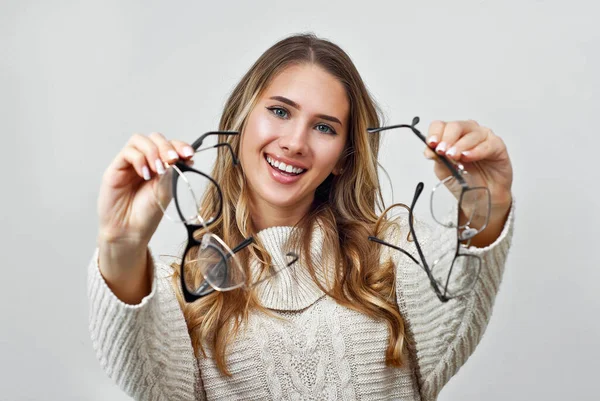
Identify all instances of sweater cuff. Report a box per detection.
[467,197,516,255]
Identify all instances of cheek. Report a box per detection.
[243,112,279,151]
[320,141,347,169]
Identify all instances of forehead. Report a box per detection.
[262,64,349,122]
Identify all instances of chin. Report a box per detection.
[261,190,304,209]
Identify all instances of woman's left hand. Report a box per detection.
[424,120,513,245]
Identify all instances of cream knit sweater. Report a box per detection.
[88,202,514,401]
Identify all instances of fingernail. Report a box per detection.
[436,142,447,153]
[461,151,470,157]
[155,159,165,175]
[167,150,179,161]
[142,165,151,181]
[428,136,438,145]
[183,147,194,157]
[446,147,457,157]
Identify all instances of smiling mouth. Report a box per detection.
[265,154,306,176]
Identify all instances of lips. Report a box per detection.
[262,153,307,185]
[265,154,307,175]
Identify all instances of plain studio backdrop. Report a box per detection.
[1,0,598,400]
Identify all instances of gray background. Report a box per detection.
[1,0,598,400]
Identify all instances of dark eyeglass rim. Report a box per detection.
[369,182,483,302]
[367,117,487,302]
[167,130,245,302]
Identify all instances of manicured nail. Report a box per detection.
[427,136,438,145]
[142,165,151,181]
[167,150,179,161]
[461,151,470,157]
[183,147,194,157]
[155,159,165,175]
[446,147,457,157]
[436,142,447,153]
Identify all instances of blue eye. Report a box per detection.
[316,124,336,135]
[268,107,288,119]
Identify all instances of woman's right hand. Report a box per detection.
[96,132,194,303]
[98,132,194,247]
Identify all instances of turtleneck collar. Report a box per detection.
[251,225,332,311]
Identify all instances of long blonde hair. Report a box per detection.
[170,33,406,375]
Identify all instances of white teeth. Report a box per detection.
[266,155,305,175]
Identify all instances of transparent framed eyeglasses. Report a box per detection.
[367,117,491,302]
[152,130,299,302]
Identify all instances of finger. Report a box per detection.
[148,132,180,165]
[436,120,480,155]
[461,134,505,162]
[423,146,440,161]
[459,139,492,162]
[445,131,485,160]
[127,133,165,175]
[121,146,152,181]
[427,120,445,147]
[170,139,195,159]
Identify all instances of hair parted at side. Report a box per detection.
[170,32,407,376]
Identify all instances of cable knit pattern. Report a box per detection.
[325,302,355,400]
[88,200,515,400]
[87,249,202,401]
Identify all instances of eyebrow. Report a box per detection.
[269,95,343,126]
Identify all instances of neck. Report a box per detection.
[250,194,314,231]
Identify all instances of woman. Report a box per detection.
[90,33,514,400]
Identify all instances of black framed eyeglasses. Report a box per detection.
[153,131,299,303]
[367,117,491,302]
[153,131,240,225]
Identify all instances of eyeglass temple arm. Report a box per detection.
[406,182,435,275]
[367,117,467,186]
[368,236,421,265]
[230,236,255,255]
[213,142,240,165]
[285,252,299,266]
[407,182,449,302]
[191,131,240,151]
[196,142,239,165]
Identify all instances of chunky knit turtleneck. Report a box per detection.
[252,225,331,310]
[88,201,515,401]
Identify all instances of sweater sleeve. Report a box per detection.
[87,249,203,401]
[393,200,515,401]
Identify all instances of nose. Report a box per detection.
[277,124,309,156]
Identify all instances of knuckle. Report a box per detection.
[446,121,462,132]
[429,120,445,132]
[492,134,505,149]
[134,149,146,161]
[149,131,166,141]
[129,133,144,143]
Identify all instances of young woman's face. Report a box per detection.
[240,63,349,217]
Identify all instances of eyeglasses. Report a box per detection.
[153,131,240,225]
[367,117,491,302]
[160,237,299,303]
[152,131,299,302]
